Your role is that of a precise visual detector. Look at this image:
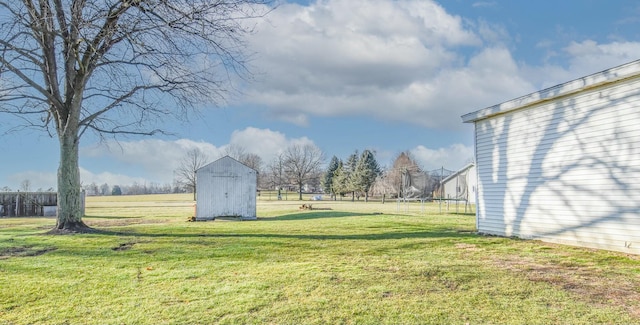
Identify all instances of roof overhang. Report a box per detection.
[461,59,640,124]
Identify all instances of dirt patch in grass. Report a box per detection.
[494,255,640,317]
[0,246,57,259]
[112,242,136,251]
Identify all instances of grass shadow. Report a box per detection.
[88,228,475,241]
[260,211,375,221]
[84,215,145,219]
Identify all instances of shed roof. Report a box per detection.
[440,162,474,184]
[461,59,640,123]
[197,155,257,173]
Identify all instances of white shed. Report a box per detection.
[439,163,477,204]
[196,156,257,220]
[462,60,640,254]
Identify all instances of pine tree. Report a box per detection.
[322,156,340,200]
[331,161,348,200]
[353,150,382,202]
[345,150,359,201]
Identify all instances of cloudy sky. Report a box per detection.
[3,0,640,190]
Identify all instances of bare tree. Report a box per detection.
[20,179,31,192]
[0,1,271,232]
[241,153,262,171]
[265,153,286,191]
[283,143,324,200]
[175,148,210,200]
[223,144,248,162]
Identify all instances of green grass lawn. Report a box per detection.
[1,194,639,324]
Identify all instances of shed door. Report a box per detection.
[214,175,241,216]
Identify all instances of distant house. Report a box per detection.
[436,163,476,204]
[462,60,640,254]
[195,156,257,220]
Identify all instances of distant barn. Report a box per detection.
[195,156,257,220]
[462,60,640,254]
[0,191,85,217]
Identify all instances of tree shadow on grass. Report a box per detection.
[259,211,375,221]
[84,215,144,219]
[90,228,475,241]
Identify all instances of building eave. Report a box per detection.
[461,59,640,123]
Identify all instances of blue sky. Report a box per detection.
[3,0,640,190]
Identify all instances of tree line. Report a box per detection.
[1,147,445,202]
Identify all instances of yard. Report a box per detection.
[1,194,639,324]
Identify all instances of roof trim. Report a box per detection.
[441,162,475,184]
[461,59,640,123]
[197,155,258,173]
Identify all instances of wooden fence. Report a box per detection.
[0,192,85,217]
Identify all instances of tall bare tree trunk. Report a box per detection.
[298,181,303,200]
[54,130,89,232]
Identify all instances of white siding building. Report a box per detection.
[196,156,257,220]
[462,60,640,254]
[439,163,477,204]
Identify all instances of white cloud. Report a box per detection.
[241,1,640,129]
[226,127,315,162]
[82,138,222,179]
[79,168,148,187]
[79,128,316,185]
[243,0,534,128]
[563,40,640,74]
[7,171,57,190]
[472,1,497,8]
[521,40,640,90]
[410,143,474,171]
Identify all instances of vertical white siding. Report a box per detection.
[196,156,257,220]
[473,75,640,254]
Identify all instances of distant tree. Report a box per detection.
[85,182,99,196]
[352,150,382,202]
[1,186,12,192]
[224,144,248,161]
[175,148,210,200]
[241,153,264,189]
[331,161,348,199]
[283,144,325,200]
[99,183,110,196]
[20,179,31,192]
[0,0,271,232]
[344,151,359,201]
[241,153,262,171]
[265,154,287,191]
[111,185,122,196]
[322,156,340,200]
[386,151,422,198]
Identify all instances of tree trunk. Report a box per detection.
[53,131,91,232]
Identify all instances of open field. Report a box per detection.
[1,194,640,324]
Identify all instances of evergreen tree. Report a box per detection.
[331,161,348,200]
[345,150,359,201]
[111,185,122,196]
[322,156,340,200]
[353,150,382,202]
